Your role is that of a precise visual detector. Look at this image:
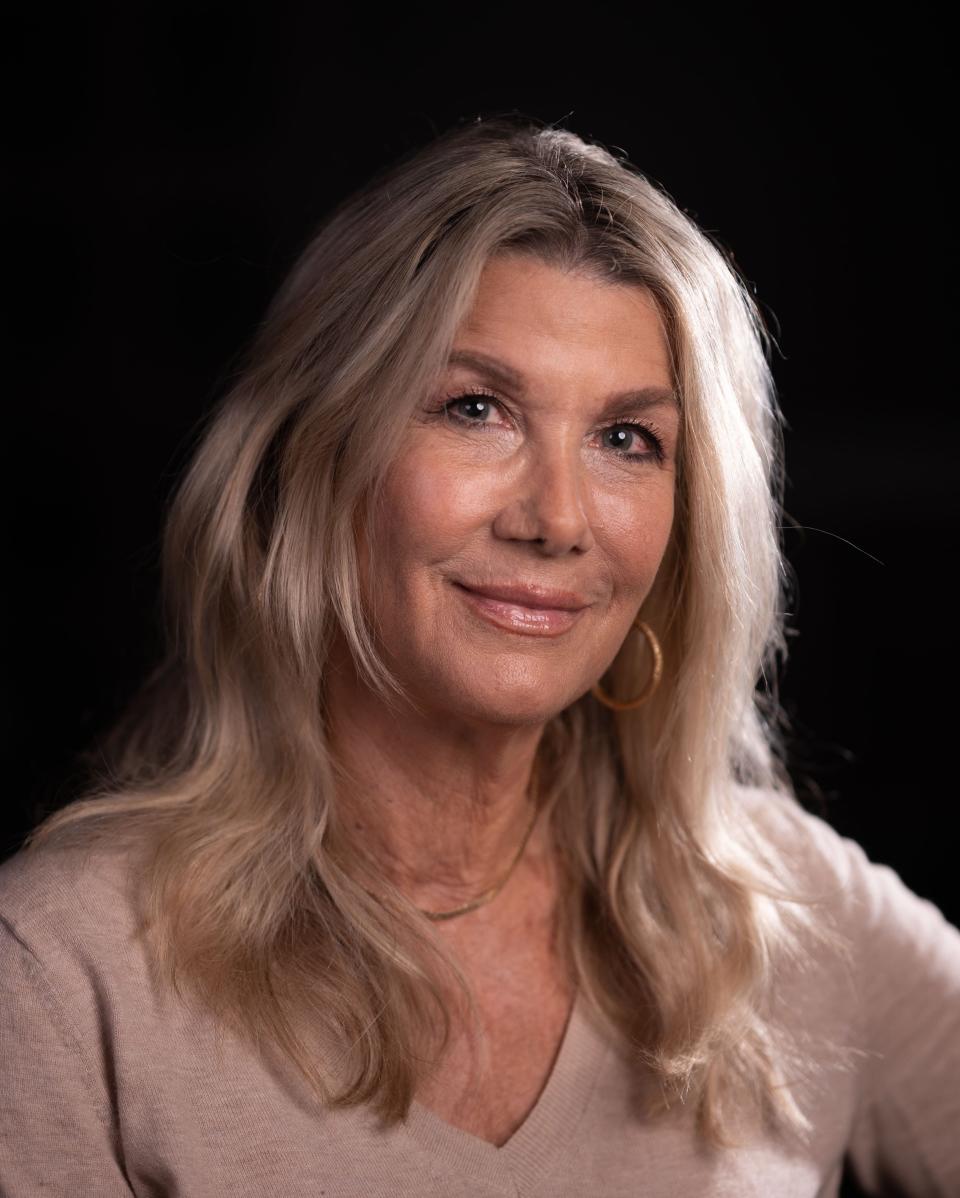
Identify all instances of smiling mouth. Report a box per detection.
[452,582,587,638]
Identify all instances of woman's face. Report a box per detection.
[361,251,681,725]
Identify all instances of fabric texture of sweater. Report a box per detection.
[1,787,959,1197]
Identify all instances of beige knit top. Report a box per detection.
[2,788,958,1197]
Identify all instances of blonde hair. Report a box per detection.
[24,113,857,1148]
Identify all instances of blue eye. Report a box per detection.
[448,395,498,423]
[602,424,662,460]
[436,388,666,465]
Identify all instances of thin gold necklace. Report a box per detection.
[416,762,542,923]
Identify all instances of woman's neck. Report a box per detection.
[324,650,552,913]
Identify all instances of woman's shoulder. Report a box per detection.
[732,780,849,856]
[733,782,960,1012]
[732,782,896,907]
[0,835,185,1100]
[0,836,146,976]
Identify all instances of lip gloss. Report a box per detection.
[453,584,585,638]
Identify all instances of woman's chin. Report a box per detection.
[412,676,579,727]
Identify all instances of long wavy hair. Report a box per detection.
[23,113,857,1148]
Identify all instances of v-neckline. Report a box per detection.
[401,990,612,1195]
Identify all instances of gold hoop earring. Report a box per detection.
[591,617,663,711]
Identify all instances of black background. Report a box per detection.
[4,11,956,1187]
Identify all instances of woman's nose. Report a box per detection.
[492,438,596,556]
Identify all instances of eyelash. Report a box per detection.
[435,388,667,465]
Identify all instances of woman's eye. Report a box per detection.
[443,393,503,424]
[603,426,638,453]
[600,425,662,459]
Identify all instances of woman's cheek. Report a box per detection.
[377,444,478,554]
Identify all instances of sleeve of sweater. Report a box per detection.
[834,830,960,1198]
[754,788,960,1198]
[0,915,135,1197]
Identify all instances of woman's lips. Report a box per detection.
[453,582,585,637]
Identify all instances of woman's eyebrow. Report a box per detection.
[446,348,680,415]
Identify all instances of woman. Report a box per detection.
[1,114,958,1197]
